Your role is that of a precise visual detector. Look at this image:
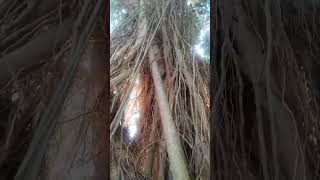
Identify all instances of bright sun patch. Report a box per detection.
[123,76,142,139]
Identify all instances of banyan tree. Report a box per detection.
[212,0,320,179]
[110,0,209,179]
[6,0,320,180]
[0,0,107,179]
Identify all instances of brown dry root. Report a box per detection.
[212,0,320,179]
[110,0,209,179]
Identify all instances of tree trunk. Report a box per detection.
[46,25,107,180]
[213,0,317,179]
